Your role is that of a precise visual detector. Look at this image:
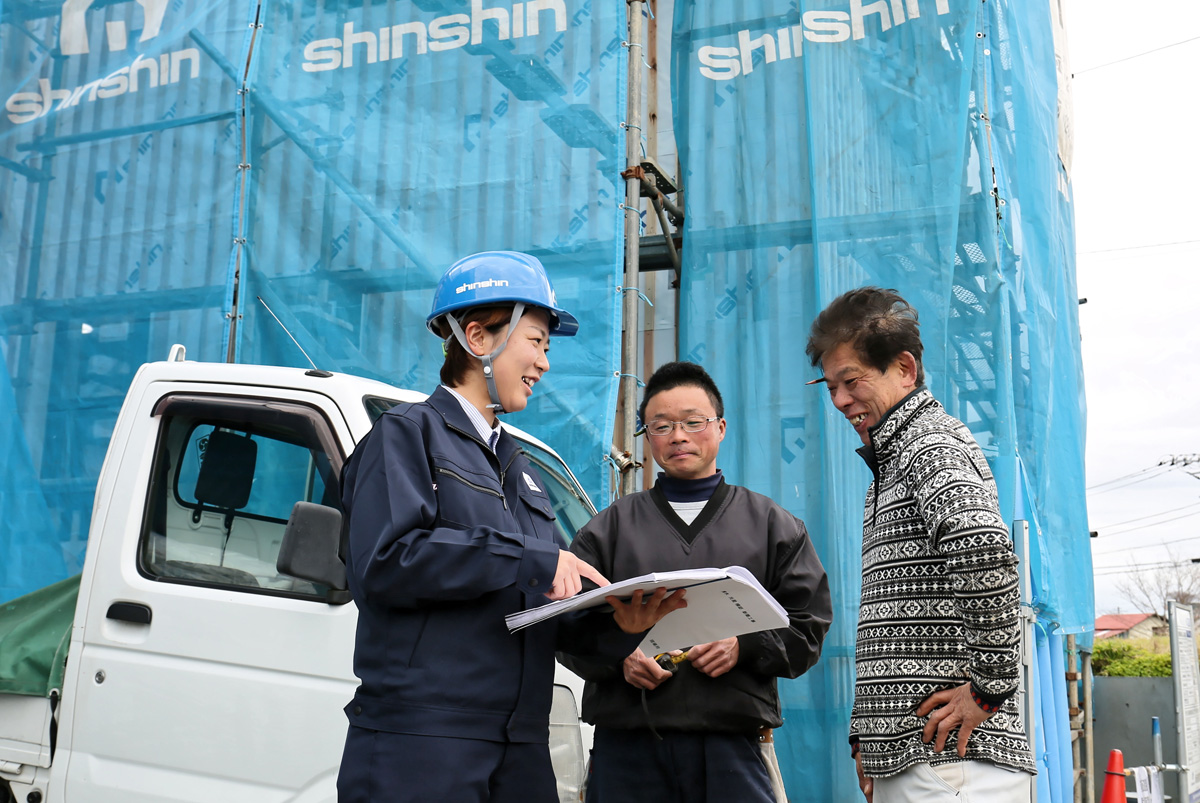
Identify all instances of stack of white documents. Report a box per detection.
[504,566,787,655]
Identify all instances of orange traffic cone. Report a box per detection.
[1101,748,1127,803]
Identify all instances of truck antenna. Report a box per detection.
[255,296,333,378]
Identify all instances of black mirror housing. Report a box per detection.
[278,502,349,600]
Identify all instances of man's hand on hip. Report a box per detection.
[916,682,993,756]
[855,753,873,803]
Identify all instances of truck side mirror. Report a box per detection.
[278,502,350,602]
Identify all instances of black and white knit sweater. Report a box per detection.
[850,387,1035,777]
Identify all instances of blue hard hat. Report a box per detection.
[426,251,579,337]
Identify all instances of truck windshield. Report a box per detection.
[363,396,596,544]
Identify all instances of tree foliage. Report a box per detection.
[1092,638,1173,677]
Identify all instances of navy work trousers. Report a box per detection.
[585,727,776,803]
[336,725,557,803]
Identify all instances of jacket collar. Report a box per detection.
[426,386,520,466]
[855,386,934,478]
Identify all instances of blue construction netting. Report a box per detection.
[234,0,629,510]
[671,0,1089,797]
[2,0,1089,797]
[0,0,246,600]
[0,0,627,602]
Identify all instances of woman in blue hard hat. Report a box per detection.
[337,251,686,802]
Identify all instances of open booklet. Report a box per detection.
[504,566,788,655]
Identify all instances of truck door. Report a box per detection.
[60,389,356,803]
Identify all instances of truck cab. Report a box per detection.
[0,348,596,803]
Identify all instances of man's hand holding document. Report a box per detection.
[504,566,788,654]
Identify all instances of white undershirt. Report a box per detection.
[442,385,501,452]
[669,500,707,525]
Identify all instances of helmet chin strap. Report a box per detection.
[443,302,526,414]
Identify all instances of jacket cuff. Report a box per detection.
[736,633,764,670]
[515,536,561,596]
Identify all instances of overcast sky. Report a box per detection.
[1065,0,1200,615]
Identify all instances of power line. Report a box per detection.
[1088,467,1174,495]
[1143,529,1200,550]
[1104,508,1200,537]
[1088,458,1200,495]
[1094,560,1182,577]
[1088,463,1170,490]
[1094,525,1200,561]
[1073,35,1200,76]
[1078,239,1200,255]
[1095,500,1200,532]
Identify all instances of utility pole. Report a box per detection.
[1160,454,1200,480]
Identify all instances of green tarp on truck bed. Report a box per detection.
[0,575,79,697]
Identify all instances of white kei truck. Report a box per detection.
[0,346,599,803]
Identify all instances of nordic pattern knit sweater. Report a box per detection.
[851,388,1035,777]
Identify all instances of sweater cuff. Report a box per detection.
[969,681,1014,713]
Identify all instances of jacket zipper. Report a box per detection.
[441,419,524,511]
[498,448,522,498]
[434,466,508,510]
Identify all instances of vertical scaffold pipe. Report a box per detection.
[618,0,645,497]
[1069,634,1082,803]
[1083,648,1095,803]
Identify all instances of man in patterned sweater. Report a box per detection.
[806,288,1035,802]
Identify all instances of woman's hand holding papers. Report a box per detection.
[608,587,688,634]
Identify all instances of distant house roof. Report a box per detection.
[1095,613,1164,638]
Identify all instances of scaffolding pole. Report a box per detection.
[1083,648,1095,803]
[1068,634,1082,803]
[617,0,646,497]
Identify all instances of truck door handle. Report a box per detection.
[106,602,152,625]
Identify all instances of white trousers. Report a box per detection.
[873,760,1034,803]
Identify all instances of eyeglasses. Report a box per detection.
[644,417,720,437]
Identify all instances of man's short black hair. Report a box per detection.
[638,361,725,426]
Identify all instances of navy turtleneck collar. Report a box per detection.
[656,469,724,503]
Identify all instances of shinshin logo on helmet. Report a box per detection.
[428,251,577,338]
[456,278,511,295]
[4,0,201,125]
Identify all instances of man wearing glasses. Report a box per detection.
[559,361,832,802]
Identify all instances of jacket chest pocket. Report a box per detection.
[515,479,559,543]
[433,462,508,528]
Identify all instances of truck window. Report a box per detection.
[520,444,597,545]
[139,395,344,599]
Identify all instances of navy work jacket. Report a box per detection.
[340,385,634,743]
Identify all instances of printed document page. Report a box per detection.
[505,566,787,654]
